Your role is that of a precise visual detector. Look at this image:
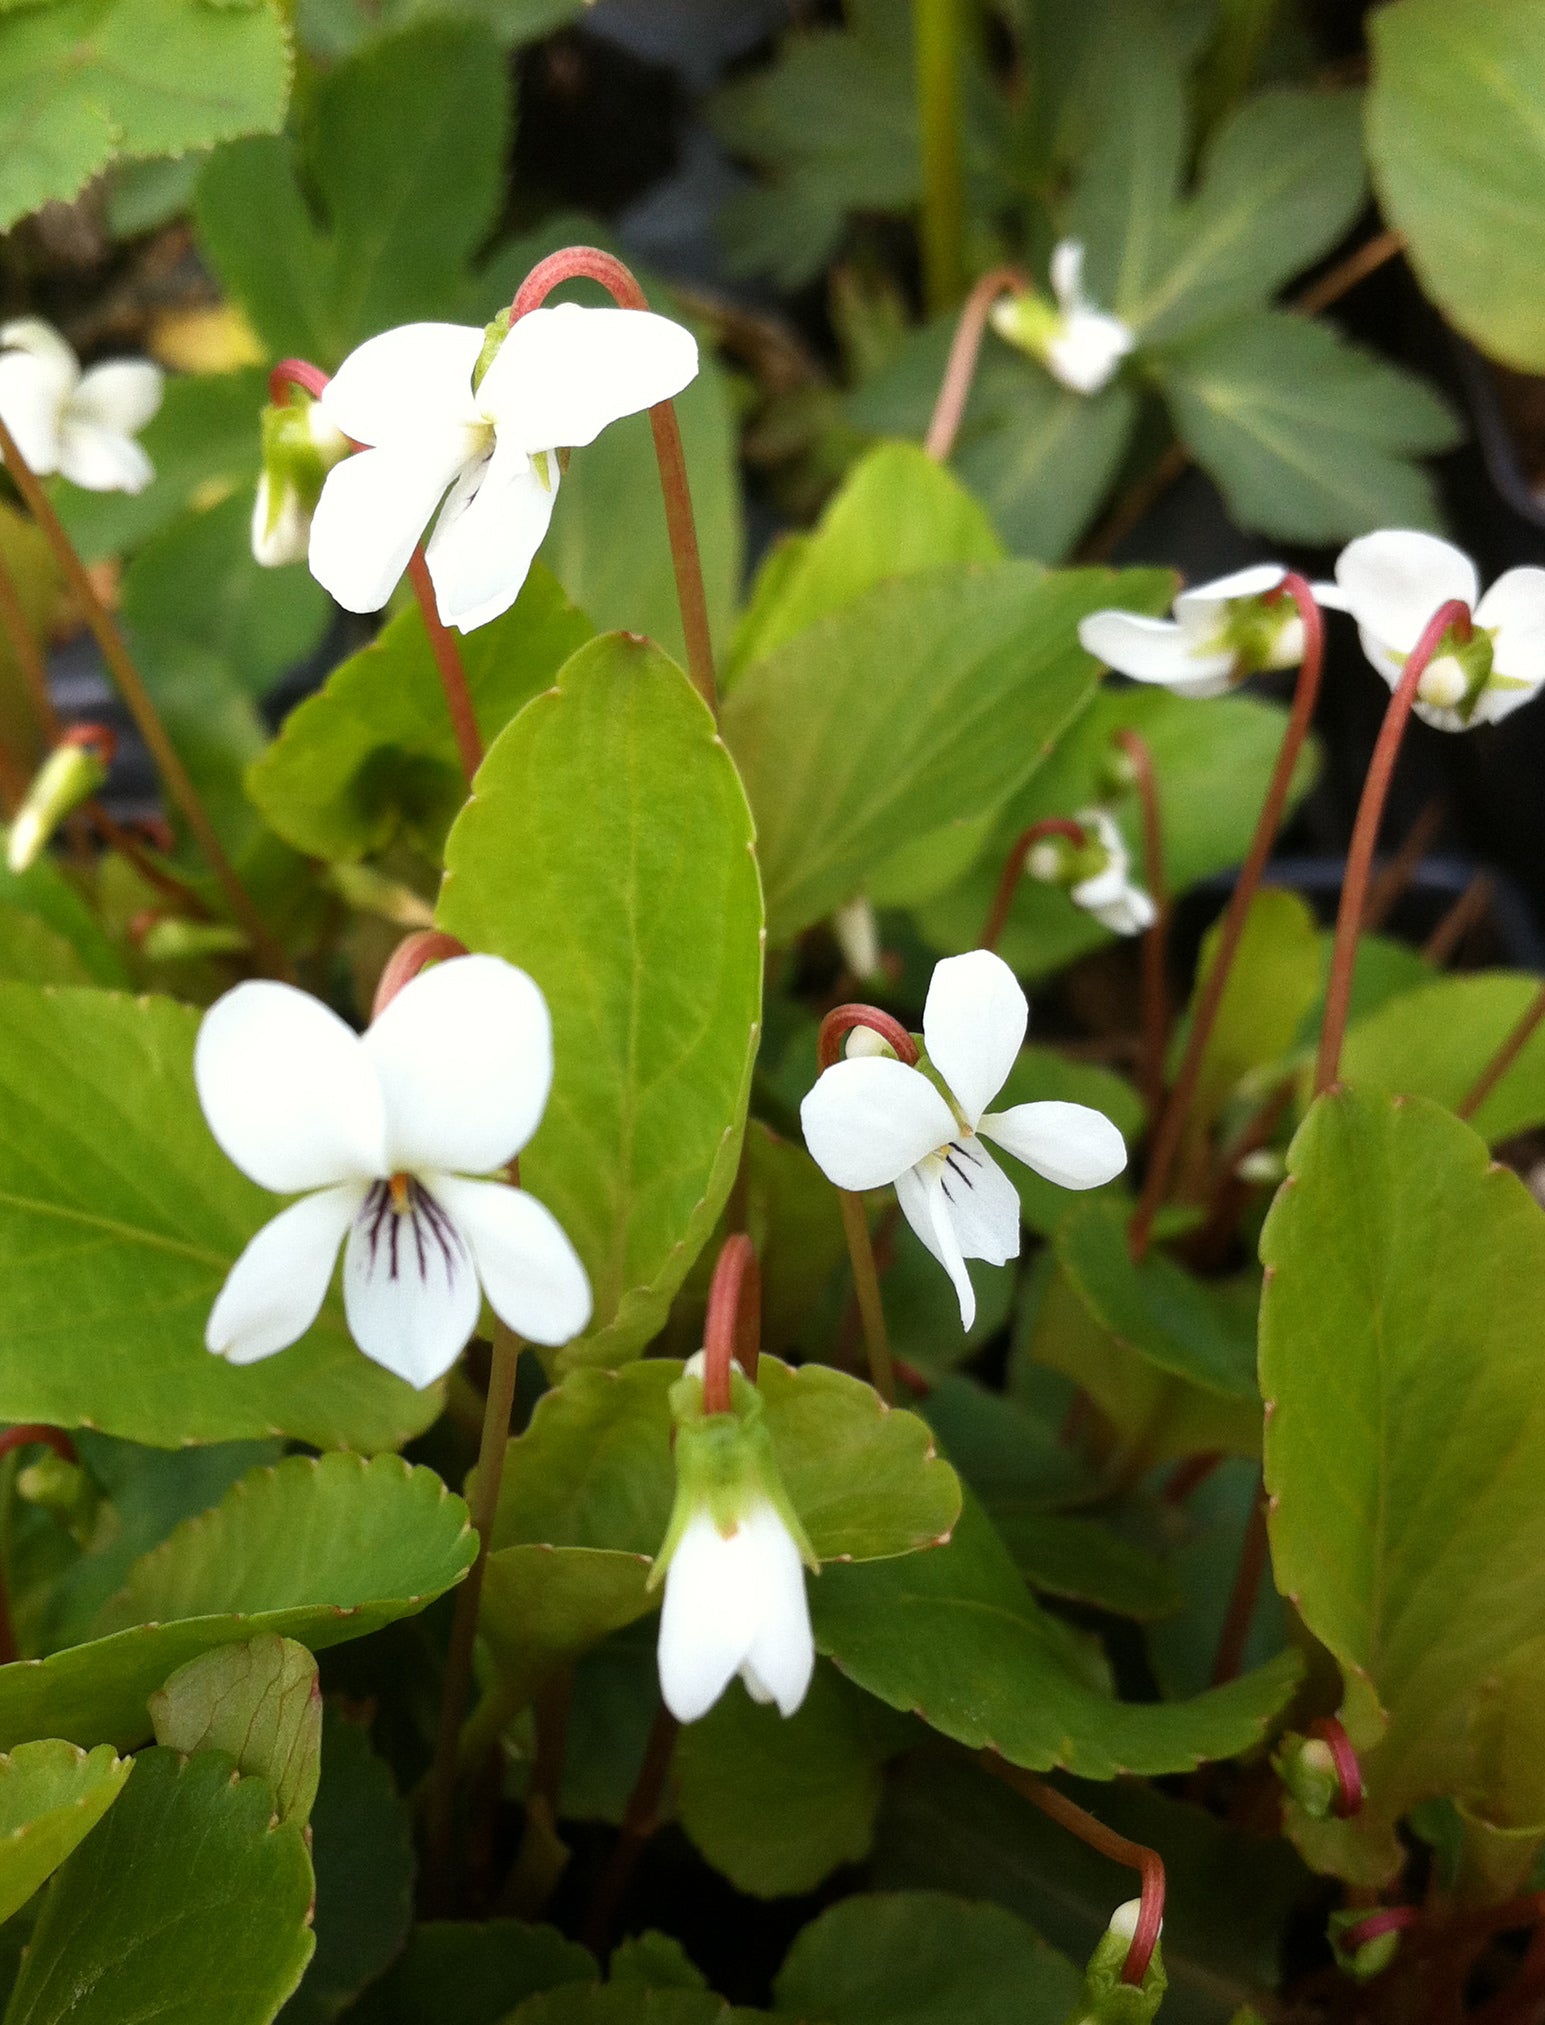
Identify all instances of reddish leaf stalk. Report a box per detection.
[1458,982,1545,1123]
[1316,599,1472,1096]
[1128,574,1324,1261]
[1114,729,1170,1115]
[1211,1477,1269,1686]
[701,1232,761,1413]
[982,1755,1164,1985]
[0,411,291,980]
[1310,1715,1364,1817]
[923,265,1027,464]
[510,247,717,716]
[978,819,1089,956]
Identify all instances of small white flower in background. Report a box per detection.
[252,396,351,567]
[990,241,1134,397]
[308,303,698,632]
[1323,529,1545,731]
[1078,564,1314,699]
[800,950,1127,1329]
[830,894,884,982]
[0,319,162,494]
[195,955,591,1387]
[1031,808,1156,937]
[654,1353,815,1724]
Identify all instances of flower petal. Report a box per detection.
[1076,609,1235,692]
[1334,531,1479,656]
[365,953,552,1175]
[981,1100,1127,1190]
[1476,566,1545,690]
[70,359,163,437]
[477,303,698,454]
[1174,562,1285,622]
[0,318,77,376]
[205,1183,364,1365]
[343,1178,481,1387]
[658,1511,760,1723]
[431,1176,591,1347]
[425,434,558,633]
[308,438,468,615]
[320,322,484,446]
[196,981,386,1193]
[895,1162,976,1331]
[936,1138,1021,1267]
[738,1504,815,1717]
[0,352,68,475]
[800,1057,956,1192]
[923,949,1026,1127]
[1050,239,1087,312]
[56,421,153,494]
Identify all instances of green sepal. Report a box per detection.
[650,1367,817,1590]
[1327,1908,1403,1980]
[1063,1919,1166,2025]
[1273,1732,1339,1821]
[474,308,512,392]
[7,743,110,873]
[258,396,342,536]
[989,290,1063,368]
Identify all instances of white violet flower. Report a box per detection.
[1078,564,1312,699]
[800,950,1128,1329]
[195,955,591,1386]
[1027,808,1155,936]
[0,318,162,494]
[308,303,698,632]
[1323,529,1545,731]
[654,1353,816,1724]
[991,241,1135,397]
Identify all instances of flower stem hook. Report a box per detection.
[508,247,718,717]
[372,929,471,1020]
[1310,1715,1365,1817]
[701,1232,761,1414]
[924,266,1028,463]
[977,818,1088,956]
[1315,597,1473,1096]
[815,1003,921,1071]
[1128,572,1324,1261]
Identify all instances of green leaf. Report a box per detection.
[721,565,1144,944]
[0,1453,475,1752]
[1158,311,1460,543]
[1177,887,1322,1131]
[195,20,506,363]
[0,856,126,987]
[121,489,332,699]
[0,904,96,988]
[775,1890,1081,2025]
[250,565,593,863]
[1261,1089,1545,1881]
[282,1707,413,2025]
[813,1492,1301,1777]
[0,985,440,1449]
[0,0,290,232]
[478,1546,655,1714]
[438,635,764,1367]
[996,1512,1184,1622]
[1367,0,1545,371]
[338,1921,592,2025]
[1056,1198,1259,1400]
[675,1663,903,1897]
[847,329,1138,562]
[912,681,1312,981]
[150,1635,321,1825]
[727,440,1002,683]
[608,1933,706,1992]
[6,1748,314,2024]
[502,1992,759,2025]
[52,367,270,565]
[1338,972,1545,1146]
[0,1741,130,1925]
[916,1368,1094,1516]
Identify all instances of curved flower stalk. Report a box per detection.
[308,305,698,634]
[1322,529,1545,730]
[652,1237,816,1724]
[801,950,1127,1329]
[1078,563,1318,697]
[0,319,162,494]
[990,241,1134,396]
[195,953,591,1386]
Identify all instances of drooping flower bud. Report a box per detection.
[1063,1899,1166,2024]
[1328,1908,1411,1981]
[990,242,1134,397]
[252,395,350,567]
[1026,810,1155,938]
[6,728,113,873]
[1274,1732,1340,1820]
[138,917,251,964]
[652,1352,816,1725]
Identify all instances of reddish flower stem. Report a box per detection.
[1211,1476,1269,1686]
[701,1232,761,1413]
[816,1003,920,1071]
[1458,981,1545,1123]
[0,412,291,980]
[981,1755,1164,1985]
[1310,1715,1364,1817]
[582,1698,681,1952]
[0,522,58,748]
[1315,599,1472,1096]
[1341,1907,1418,1955]
[1128,574,1324,1260]
[978,818,1088,956]
[1115,729,1170,1115]
[372,928,470,1019]
[510,247,717,716]
[924,265,1027,464]
[269,358,331,403]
